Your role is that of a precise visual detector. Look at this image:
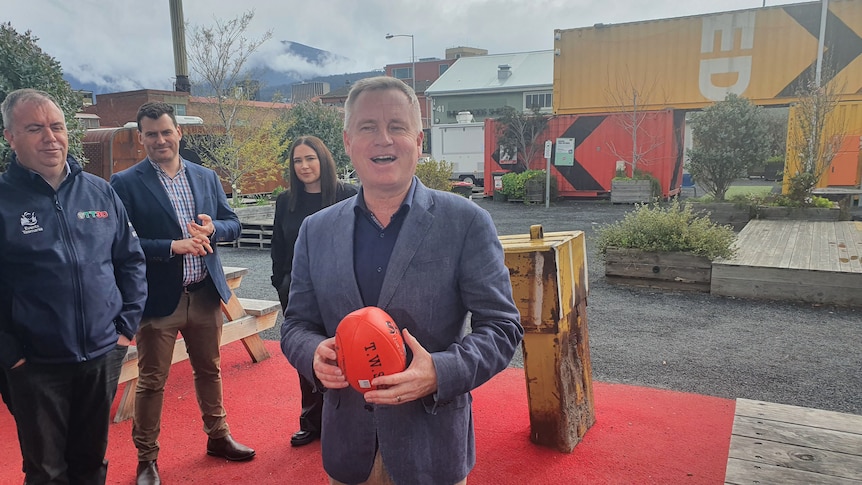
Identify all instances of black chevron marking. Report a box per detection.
[778,3,862,97]
[555,115,607,192]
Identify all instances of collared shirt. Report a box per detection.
[353,181,416,307]
[149,158,207,286]
[27,160,70,186]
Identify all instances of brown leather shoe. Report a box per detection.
[206,435,256,461]
[136,460,160,485]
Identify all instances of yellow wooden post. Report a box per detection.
[500,225,595,453]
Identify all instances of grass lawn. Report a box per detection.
[686,182,775,202]
[724,185,774,198]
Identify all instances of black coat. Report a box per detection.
[270,183,357,307]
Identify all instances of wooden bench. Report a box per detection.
[725,398,862,484]
[236,220,275,250]
[112,267,281,423]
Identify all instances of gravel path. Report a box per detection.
[220,197,862,415]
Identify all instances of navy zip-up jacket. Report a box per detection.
[0,155,147,368]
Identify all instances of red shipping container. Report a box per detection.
[484,110,685,199]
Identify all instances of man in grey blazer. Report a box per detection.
[280,76,523,485]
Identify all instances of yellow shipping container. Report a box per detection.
[554,0,862,114]
[785,99,862,189]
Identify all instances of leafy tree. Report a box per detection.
[761,108,788,159]
[414,158,454,191]
[0,22,82,171]
[184,11,277,202]
[687,93,769,201]
[185,116,290,200]
[280,101,348,178]
[495,106,549,172]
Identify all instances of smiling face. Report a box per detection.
[292,143,322,192]
[343,88,423,198]
[3,99,68,179]
[138,113,182,168]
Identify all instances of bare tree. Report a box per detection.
[185,11,278,202]
[495,106,549,172]
[786,64,845,203]
[604,71,666,176]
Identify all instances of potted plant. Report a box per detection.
[500,170,557,204]
[747,190,842,221]
[610,169,661,204]
[596,199,736,291]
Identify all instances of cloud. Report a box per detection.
[6,0,803,93]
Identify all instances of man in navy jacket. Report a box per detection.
[0,88,147,484]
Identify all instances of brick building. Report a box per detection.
[82,89,291,128]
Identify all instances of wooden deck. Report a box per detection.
[711,221,862,306]
[725,398,862,485]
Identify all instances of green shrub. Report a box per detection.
[747,192,836,209]
[596,199,736,260]
[500,172,525,199]
[811,196,836,208]
[415,158,454,191]
[271,186,285,198]
[500,170,558,202]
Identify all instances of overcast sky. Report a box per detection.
[6,0,801,92]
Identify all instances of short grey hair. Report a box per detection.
[1,88,63,131]
[343,76,422,132]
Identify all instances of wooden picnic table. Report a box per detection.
[112,266,281,422]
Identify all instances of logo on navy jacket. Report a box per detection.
[77,210,110,219]
[20,212,43,235]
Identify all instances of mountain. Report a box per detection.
[254,42,383,102]
[63,40,374,101]
[260,70,384,103]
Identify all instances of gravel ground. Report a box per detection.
[220,195,862,415]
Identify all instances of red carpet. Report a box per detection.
[1,341,734,484]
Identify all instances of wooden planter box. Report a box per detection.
[233,204,275,223]
[692,202,752,231]
[604,248,712,292]
[610,179,653,204]
[524,179,545,203]
[754,206,841,221]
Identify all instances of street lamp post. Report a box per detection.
[385,33,415,91]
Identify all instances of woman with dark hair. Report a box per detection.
[270,135,357,446]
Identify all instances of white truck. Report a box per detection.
[430,121,485,186]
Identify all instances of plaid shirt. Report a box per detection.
[150,158,207,286]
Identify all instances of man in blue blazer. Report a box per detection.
[281,76,523,485]
[111,102,254,485]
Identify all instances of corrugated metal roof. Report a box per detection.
[425,50,553,95]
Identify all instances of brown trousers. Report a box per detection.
[132,283,228,461]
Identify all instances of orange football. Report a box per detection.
[335,306,407,393]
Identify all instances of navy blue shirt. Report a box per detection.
[353,181,416,307]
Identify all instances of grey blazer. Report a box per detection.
[281,178,523,485]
